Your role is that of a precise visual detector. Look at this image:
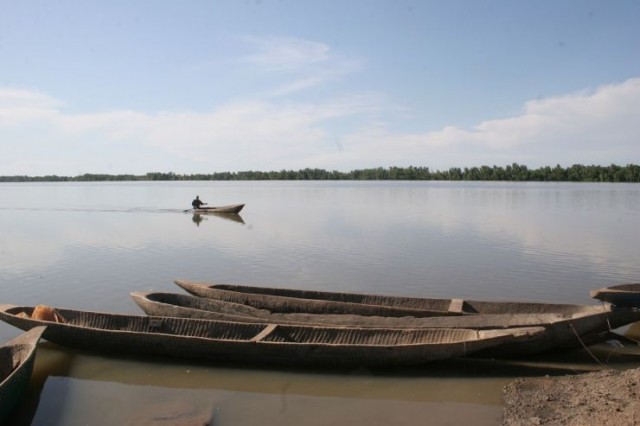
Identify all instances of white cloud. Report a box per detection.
[265,76,328,97]
[0,87,381,174]
[135,96,379,169]
[0,77,639,175]
[241,36,330,71]
[317,78,640,170]
[240,36,362,98]
[0,88,61,109]
[0,88,61,126]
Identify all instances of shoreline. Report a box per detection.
[502,367,640,425]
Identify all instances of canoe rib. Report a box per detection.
[0,304,544,367]
[0,326,46,420]
[250,324,278,342]
[448,299,465,314]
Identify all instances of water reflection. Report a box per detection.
[31,376,497,426]
[192,212,245,226]
[10,339,640,426]
[1,181,639,306]
[2,182,639,425]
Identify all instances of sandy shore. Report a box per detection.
[502,367,640,425]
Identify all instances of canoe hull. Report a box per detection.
[590,283,640,308]
[175,281,460,318]
[132,291,640,357]
[175,280,606,317]
[0,327,46,421]
[0,305,544,368]
[194,204,244,214]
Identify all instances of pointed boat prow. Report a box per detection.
[590,283,640,307]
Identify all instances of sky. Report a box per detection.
[1,0,639,176]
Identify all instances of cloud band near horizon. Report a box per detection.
[1,77,639,176]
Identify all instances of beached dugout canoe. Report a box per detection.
[174,280,619,317]
[132,291,640,357]
[194,204,244,214]
[0,304,544,367]
[590,283,640,308]
[175,280,464,317]
[0,326,46,421]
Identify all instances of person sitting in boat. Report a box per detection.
[192,196,207,209]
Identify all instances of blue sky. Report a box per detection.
[1,0,639,175]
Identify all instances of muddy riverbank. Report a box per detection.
[502,367,640,425]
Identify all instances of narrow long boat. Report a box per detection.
[194,204,244,214]
[590,284,640,308]
[174,279,621,317]
[131,291,640,357]
[175,280,463,318]
[0,304,544,368]
[0,327,46,421]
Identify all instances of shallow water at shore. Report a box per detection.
[7,340,638,425]
[1,181,639,425]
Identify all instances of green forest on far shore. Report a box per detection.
[1,163,639,183]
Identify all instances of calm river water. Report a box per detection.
[1,181,639,425]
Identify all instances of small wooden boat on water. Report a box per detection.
[0,304,544,367]
[590,283,640,308]
[193,204,244,214]
[0,326,46,421]
[132,291,640,357]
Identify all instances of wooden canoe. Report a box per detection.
[131,291,640,357]
[194,204,244,214]
[590,283,640,308]
[174,280,613,317]
[0,326,46,421]
[0,304,545,368]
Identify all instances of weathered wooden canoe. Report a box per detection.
[194,204,244,214]
[175,280,465,317]
[174,280,615,317]
[590,284,640,308]
[131,291,640,357]
[0,326,46,421]
[0,304,544,367]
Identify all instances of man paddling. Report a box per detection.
[192,195,207,209]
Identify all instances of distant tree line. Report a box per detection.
[1,163,639,183]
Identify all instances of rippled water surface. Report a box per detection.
[1,181,639,425]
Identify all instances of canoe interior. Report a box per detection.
[3,306,506,346]
[0,327,45,421]
[0,306,550,367]
[0,349,16,385]
[138,292,271,317]
[134,290,640,359]
[135,291,596,329]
